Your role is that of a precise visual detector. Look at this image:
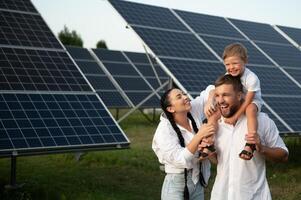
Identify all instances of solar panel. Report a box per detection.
[92,48,165,108]
[133,27,218,61]
[0,10,62,49]
[254,42,301,68]
[175,10,244,39]
[263,96,301,132]
[109,0,188,31]
[0,0,38,13]
[0,47,91,91]
[109,0,301,134]
[261,105,289,133]
[229,18,290,44]
[0,93,129,156]
[66,46,129,108]
[0,0,129,157]
[160,58,224,95]
[277,25,301,46]
[250,65,301,95]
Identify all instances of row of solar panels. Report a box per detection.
[108,0,301,134]
[0,0,135,157]
[66,47,169,108]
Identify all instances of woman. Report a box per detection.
[152,86,218,200]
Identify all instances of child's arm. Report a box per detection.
[225,91,255,125]
[204,89,216,118]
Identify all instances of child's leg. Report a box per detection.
[199,113,219,160]
[239,103,258,160]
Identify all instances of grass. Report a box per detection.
[0,111,300,200]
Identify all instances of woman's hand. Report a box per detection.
[197,124,215,139]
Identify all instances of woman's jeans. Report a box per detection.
[161,171,204,200]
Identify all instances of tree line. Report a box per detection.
[58,25,107,49]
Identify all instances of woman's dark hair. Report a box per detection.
[160,89,207,200]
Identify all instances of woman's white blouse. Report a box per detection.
[152,85,214,184]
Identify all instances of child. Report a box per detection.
[206,43,263,160]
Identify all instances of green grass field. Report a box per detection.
[0,111,300,200]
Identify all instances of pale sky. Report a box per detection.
[32,0,301,52]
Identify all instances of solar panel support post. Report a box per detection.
[5,155,23,190]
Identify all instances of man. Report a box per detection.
[210,74,288,200]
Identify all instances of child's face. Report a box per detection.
[224,55,246,77]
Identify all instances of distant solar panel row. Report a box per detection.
[67,46,169,108]
[109,0,301,134]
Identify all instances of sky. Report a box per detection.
[31,0,301,52]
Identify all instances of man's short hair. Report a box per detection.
[222,43,248,63]
[215,74,243,93]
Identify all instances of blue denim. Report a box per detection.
[161,171,204,200]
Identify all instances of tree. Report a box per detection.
[58,25,83,47]
[96,40,108,49]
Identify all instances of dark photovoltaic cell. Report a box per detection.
[175,10,244,39]
[66,46,129,108]
[133,27,217,61]
[263,96,301,132]
[0,10,62,49]
[0,47,91,91]
[261,105,289,133]
[250,65,301,95]
[109,0,188,31]
[255,42,301,68]
[0,93,129,157]
[229,18,290,44]
[160,58,224,94]
[0,0,38,13]
[202,36,273,66]
[277,25,301,46]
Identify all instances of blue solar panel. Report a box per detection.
[66,47,129,108]
[92,48,164,108]
[261,105,289,133]
[175,10,244,39]
[92,48,128,62]
[250,65,301,95]
[0,47,91,91]
[124,51,151,64]
[229,18,290,45]
[263,96,301,132]
[0,10,62,49]
[0,93,129,156]
[110,0,300,134]
[160,58,224,94]
[202,36,273,66]
[255,42,301,68]
[283,68,301,84]
[109,0,188,31]
[0,0,38,13]
[134,27,218,61]
[277,25,301,46]
[0,0,130,157]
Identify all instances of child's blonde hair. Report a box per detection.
[222,43,248,63]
